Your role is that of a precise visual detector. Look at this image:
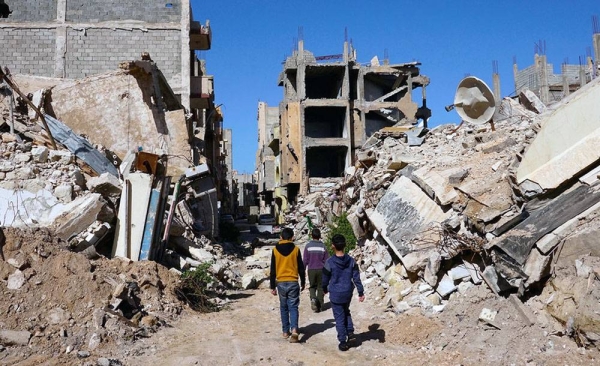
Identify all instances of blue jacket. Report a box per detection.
[322,254,364,304]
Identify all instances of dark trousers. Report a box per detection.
[331,301,354,343]
[308,269,324,309]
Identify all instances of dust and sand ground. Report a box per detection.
[118,286,599,366]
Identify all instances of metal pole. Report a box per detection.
[8,88,14,135]
[0,66,58,149]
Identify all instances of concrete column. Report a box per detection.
[53,0,67,78]
[493,73,501,104]
[297,40,305,100]
[579,65,587,88]
[562,65,570,97]
[594,34,600,79]
[342,42,350,99]
[537,55,550,104]
[180,0,191,111]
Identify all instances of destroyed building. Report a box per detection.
[256,101,281,218]
[0,0,233,244]
[257,38,430,219]
[233,171,258,218]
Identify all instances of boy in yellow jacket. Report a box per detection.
[270,227,306,343]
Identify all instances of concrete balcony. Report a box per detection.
[190,20,212,50]
[190,75,214,109]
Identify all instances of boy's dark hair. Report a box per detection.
[281,227,294,240]
[331,234,346,251]
[311,228,321,239]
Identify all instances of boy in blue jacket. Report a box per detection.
[322,234,365,351]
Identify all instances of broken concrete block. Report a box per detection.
[242,269,267,289]
[436,274,457,298]
[400,250,431,273]
[579,165,600,186]
[482,265,514,294]
[7,254,29,270]
[47,307,71,325]
[49,150,73,164]
[479,308,498,325]
[519,179,543,198]
[448,264,471,281]
[356,150,377,165]
[491,161,502,171]
[479,136,516,154]
[88,333,101,350]
[393,301,411,314]
[54,183,74,203]
[462,259,483,284]
[535,232,561,255]
[92,309,105,330]
[575,259,592,278]
[0,161,15,172]
[424,252,441,287]
[382,264,407,285]
[8,167,35,180]
[507,294,535,326]
[1,133,17,143]
[14,153,31,163]
[432,304,446,313]
[411,166,458,206]
[519,89,547,114]
[0,330,31,346]
[87,173,122,197]
[427,292,442,306]
[457,281,474,294]
[558,226,600,266]
[53,193,113,241]
[7,270,26,290]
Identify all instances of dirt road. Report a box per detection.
[115,281,598,366]
[121,288,428,366]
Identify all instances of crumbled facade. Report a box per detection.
[271,39,429,217]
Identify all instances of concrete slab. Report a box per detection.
[412,166,458,206]
[517,77,600,190]
[436,274,457,298]
[112,173,153,260]
[366,176,451,259]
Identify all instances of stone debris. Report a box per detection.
[283,78,600,351]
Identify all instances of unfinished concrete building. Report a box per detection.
[513,31,600,104]
[277,39,429,202]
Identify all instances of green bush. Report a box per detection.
[325,212,357,255]
[175,262,218,312]
[219,222,240,242]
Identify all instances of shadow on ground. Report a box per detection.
[300,319,336,343]
[354,323,386,347]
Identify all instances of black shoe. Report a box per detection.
[347,332,356,343]
[338,342,349,351]
[311,298,318,312]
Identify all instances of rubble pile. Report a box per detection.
[0,227,182,364]
[289,79,600,350]
[0,64,250,363]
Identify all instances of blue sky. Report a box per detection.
[191,0,600,174]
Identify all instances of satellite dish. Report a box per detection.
[453,76,496,125]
